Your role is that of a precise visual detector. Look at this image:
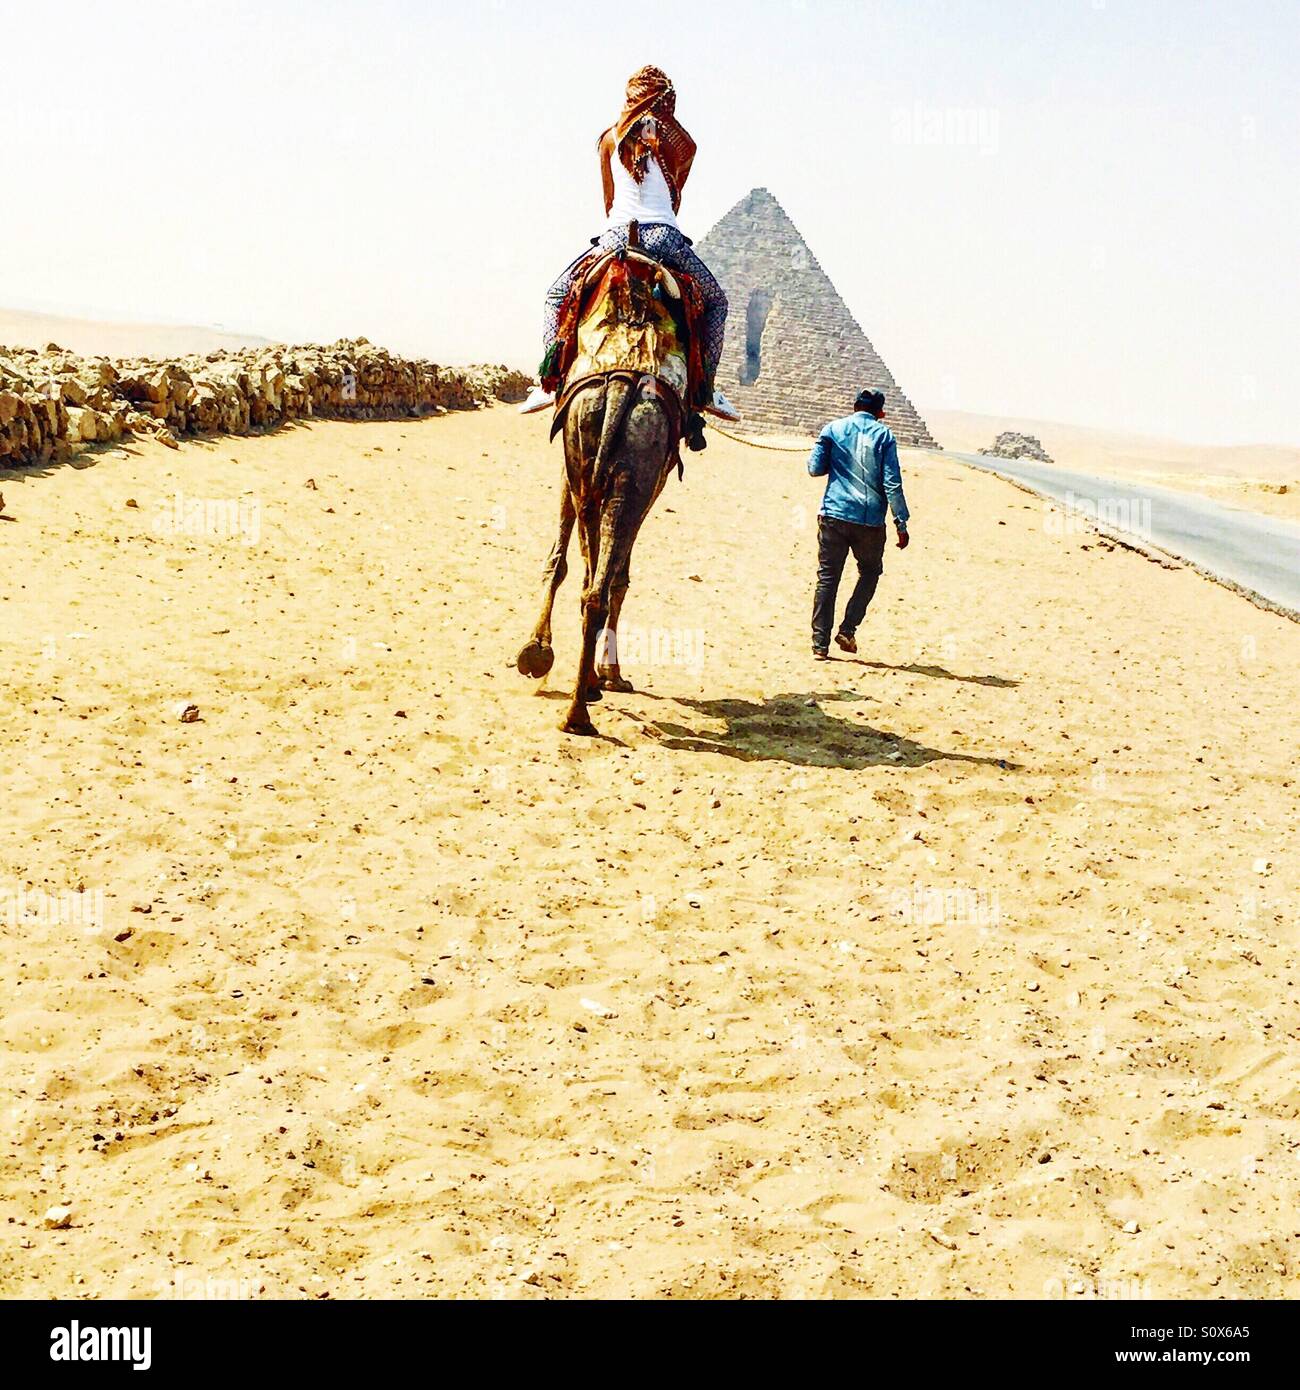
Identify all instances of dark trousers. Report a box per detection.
[812,515,886,651]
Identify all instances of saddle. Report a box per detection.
[543,223,709,452]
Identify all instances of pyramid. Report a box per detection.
[695,188,936,446]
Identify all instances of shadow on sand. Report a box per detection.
[833,656,1020,688]
[628,690,1018,771]
[0,436,159,487]
[0,418,326,487]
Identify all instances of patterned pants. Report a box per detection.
[542,222,728,380]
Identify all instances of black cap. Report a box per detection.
[855,389,886,415]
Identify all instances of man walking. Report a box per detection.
[807,388,910,659]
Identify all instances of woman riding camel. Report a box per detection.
[519,65,741,422]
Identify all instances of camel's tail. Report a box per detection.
[591,376,638,495]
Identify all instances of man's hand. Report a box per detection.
[896,525,910,550]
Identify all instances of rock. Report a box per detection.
[0,340,531,467]
[42,1205,73,1230]
[66,406,97,443]
[176,703,201,723]
[980,431,1053,463]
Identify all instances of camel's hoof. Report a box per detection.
[561,713,599,737]
[585,685,603,703]
[515,640,554,679]
[597,670,634,693]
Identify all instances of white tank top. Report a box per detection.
[604,150,679,232]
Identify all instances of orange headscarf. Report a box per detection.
[599,66,697,216]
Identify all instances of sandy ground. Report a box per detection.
[2,406,1299,1300]
[926,408,1300,523]
[0,307,271,360]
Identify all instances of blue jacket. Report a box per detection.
[807,412,910,529]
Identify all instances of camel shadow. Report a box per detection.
[638,691,1018,771]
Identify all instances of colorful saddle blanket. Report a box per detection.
[542,248,708,419]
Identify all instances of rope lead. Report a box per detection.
[707,423,813,453]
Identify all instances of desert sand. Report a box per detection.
[927,408,1300,522]
[2,407,1298,1299]
[0,306,271,362]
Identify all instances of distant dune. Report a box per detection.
[925,407,1299,480]
[0,306,272,360]
[924,407,1300,520]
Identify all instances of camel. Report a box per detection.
[515,376,675,734]
[515,242,693,734]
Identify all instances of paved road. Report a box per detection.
[946,451,1300,617]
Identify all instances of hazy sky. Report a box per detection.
[4,0,1297,444]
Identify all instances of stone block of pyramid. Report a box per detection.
[695,188,937,446]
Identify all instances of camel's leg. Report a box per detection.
[561,496,610,735]
[576,498,604,704]
[597,463,669,693]
[516,480,575,679]
[596,560,634,692]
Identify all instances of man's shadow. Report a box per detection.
[845,659,1019,689]
[637,690,1017,771]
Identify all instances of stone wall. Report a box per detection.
[696,189,937,447]
[0,339,530,467]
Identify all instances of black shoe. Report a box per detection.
[812,647,829,660]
